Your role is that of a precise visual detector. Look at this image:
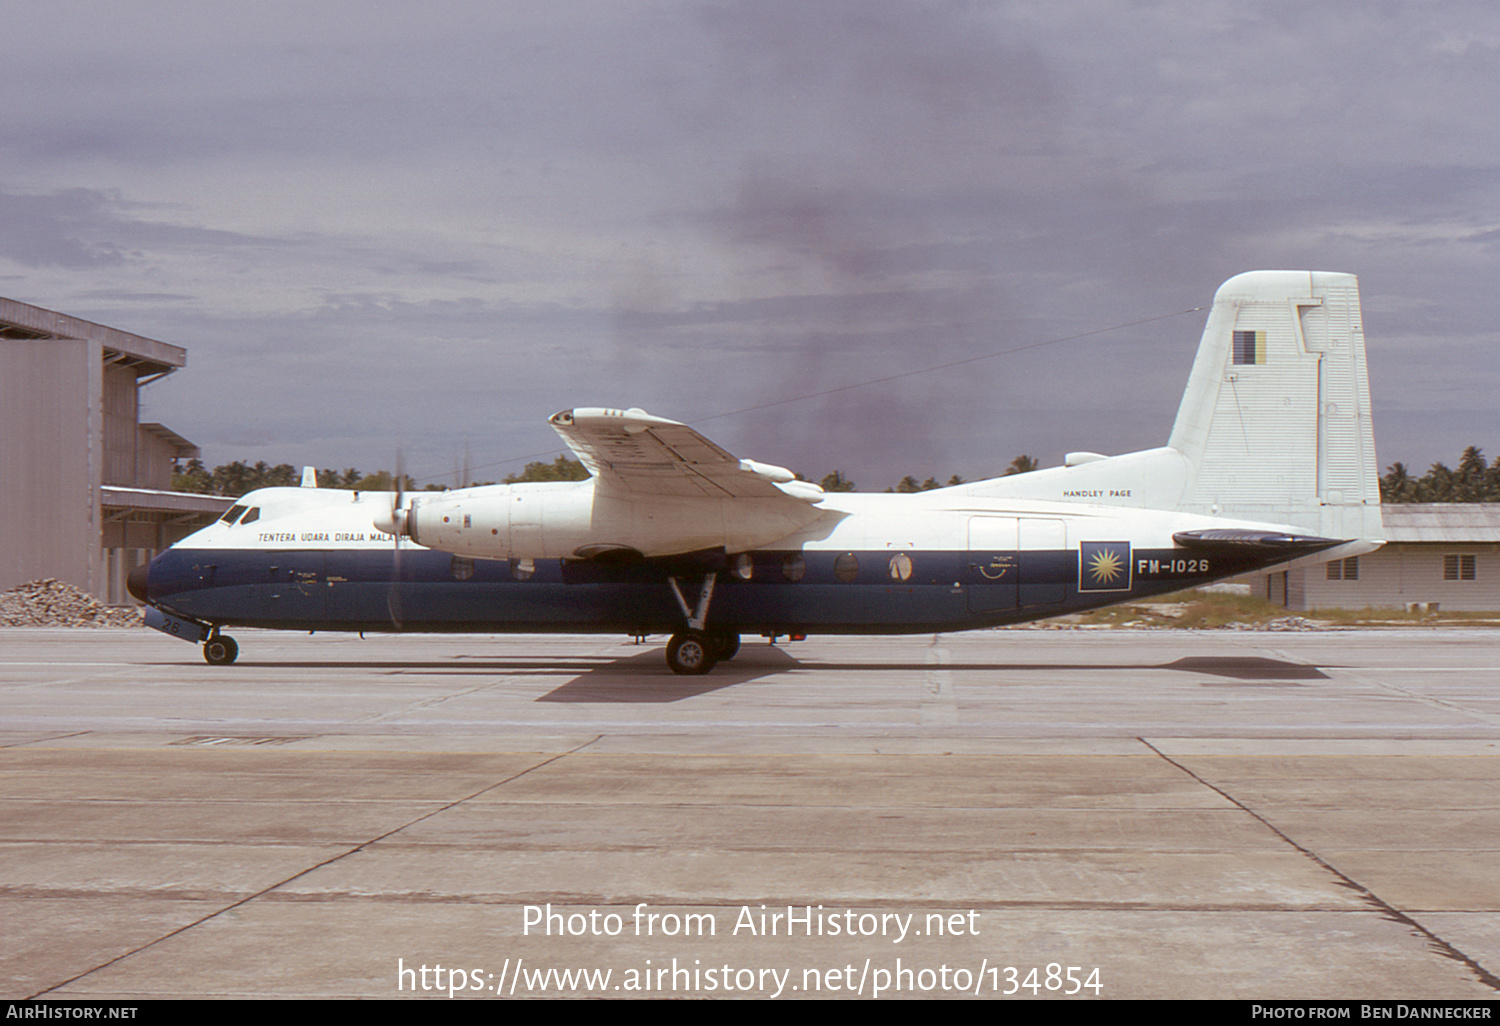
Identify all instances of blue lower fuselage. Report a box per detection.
[138,543,1262,636]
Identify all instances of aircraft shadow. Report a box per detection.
[156,652,1328,703]
[784,655,1330,682]
[537,646,803,703]
[536,652,1330,704]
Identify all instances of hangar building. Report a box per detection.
[1,297,231,604]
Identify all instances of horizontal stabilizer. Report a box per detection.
[1172,529,1345,556]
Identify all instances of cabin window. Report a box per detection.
[511,558,535,581]
[888,552,913,581]
[1443,554,1476,581]
[240,507,261,525]
[833,553,860,582]
[450,556,475,581]
[1325,557,1358,581]
[220,505,246,524]
[781,554,806,582]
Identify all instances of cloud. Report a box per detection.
[3,1,1499,483]
[0,190,135,268]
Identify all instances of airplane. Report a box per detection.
[128,270,1385,674]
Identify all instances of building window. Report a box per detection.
[1326,557,1358,581]
[1443,554,1476,581]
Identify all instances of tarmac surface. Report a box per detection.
[2,626,1499,1000]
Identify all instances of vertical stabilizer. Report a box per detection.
[1169,271,1382,540]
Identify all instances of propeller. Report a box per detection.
[390,451,404,630]
[371,451,410,630]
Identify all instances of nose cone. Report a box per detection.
[126,560,151,603]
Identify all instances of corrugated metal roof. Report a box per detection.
[0,296,185,373]
[1381,503,1500,543]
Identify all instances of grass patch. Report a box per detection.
[1068,590,1500,629]
[1071,589,1288,628]
[1175,592,1292,628]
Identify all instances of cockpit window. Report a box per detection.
[240,507,261,525]
[220,505,247,525]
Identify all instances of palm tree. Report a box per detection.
[820,470,857,492]
[1380,462,1414,503]
[1458,446,1488,501]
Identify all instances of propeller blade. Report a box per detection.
[387,449,405,631]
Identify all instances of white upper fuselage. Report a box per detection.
[178,476,1329,567]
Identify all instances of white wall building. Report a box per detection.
[1262,504,1500,612]
[1,297,231,603]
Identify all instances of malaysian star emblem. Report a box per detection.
[1079,541,1132,592]
[1089,548,1124,584]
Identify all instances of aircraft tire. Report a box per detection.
[666,632,717,675]
[203,635,239,666]
[709,632,740,661]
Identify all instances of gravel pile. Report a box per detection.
[0,579,144,628]
[1266,616,1321,631]
[1216,616,1323,631]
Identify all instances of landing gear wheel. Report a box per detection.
[709,632,740,662]
[203,635,239,666]
[666,632,717,675]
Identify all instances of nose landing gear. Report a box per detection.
[203,633,239,666]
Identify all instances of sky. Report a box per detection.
[3,0,1498,489]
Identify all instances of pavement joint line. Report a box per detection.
[0,730,92,750]
[1138,736,1500,994]
[1,665,157,693]
[1331,667,1500,728]
[356,672,544,725]
[25,733,604,1000]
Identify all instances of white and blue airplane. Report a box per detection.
[129,271,1385,673]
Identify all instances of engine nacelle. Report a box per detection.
[398,478,825,560]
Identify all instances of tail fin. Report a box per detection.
[1169,270,1382,540]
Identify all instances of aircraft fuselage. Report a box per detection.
[133,484,1308,639]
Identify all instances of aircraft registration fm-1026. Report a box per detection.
[129,270,1385,674]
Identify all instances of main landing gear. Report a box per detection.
[664,629,740,675]
[203,632,239,666]
[663,572,738,675]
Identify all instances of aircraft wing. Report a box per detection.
[549,408,818,500]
